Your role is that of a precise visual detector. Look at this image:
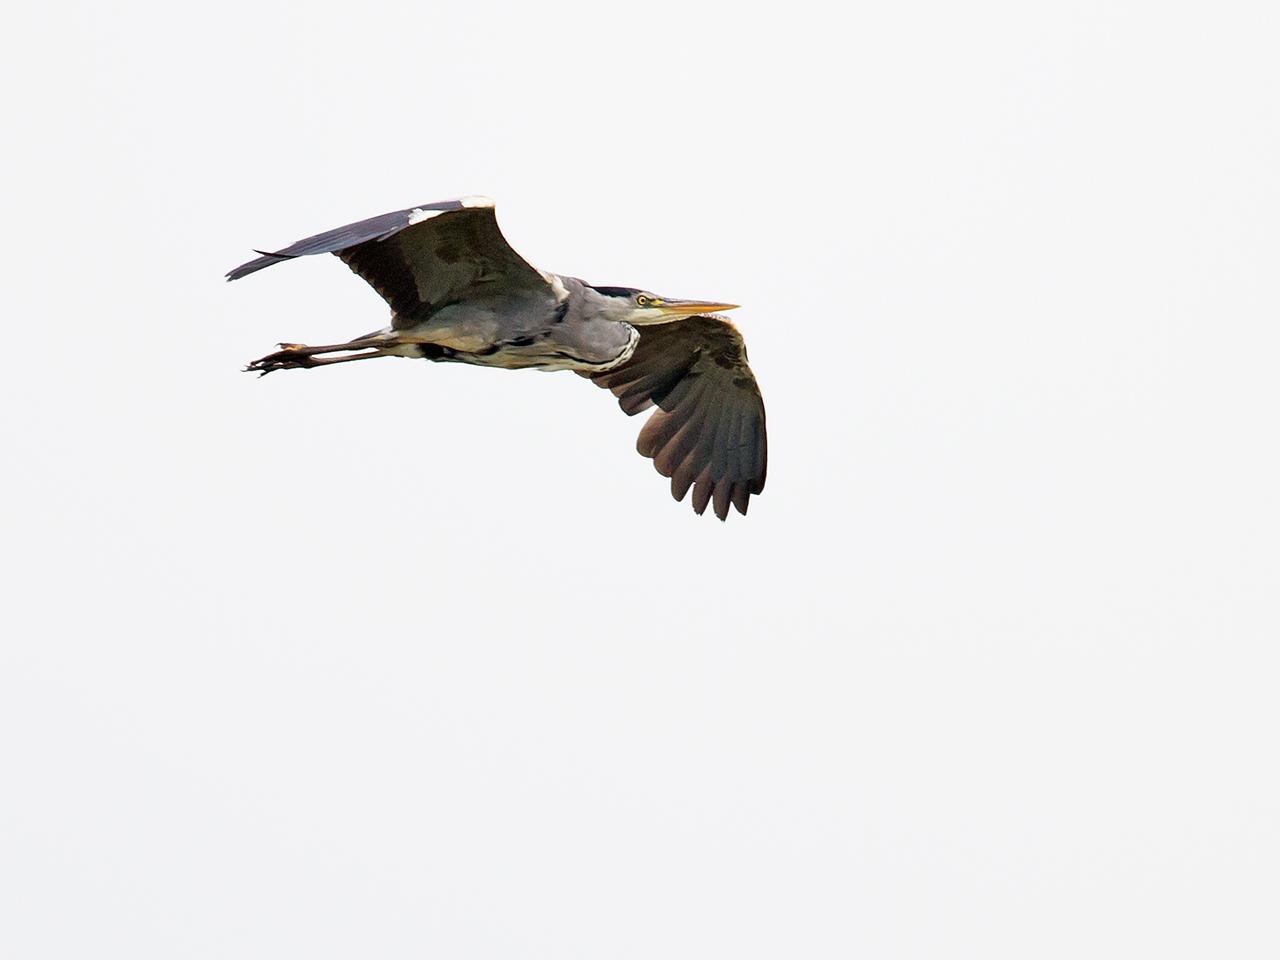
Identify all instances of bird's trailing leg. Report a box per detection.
[246,337,395,376]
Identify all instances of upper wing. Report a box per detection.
[225,198,551,320]
[583,315,767,520]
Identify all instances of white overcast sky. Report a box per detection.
[2,1,1278,957]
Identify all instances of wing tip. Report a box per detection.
[225,251,288,281]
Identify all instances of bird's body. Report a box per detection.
[229,197,766,519]
[380,273,639,372]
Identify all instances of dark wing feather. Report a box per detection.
[226,199,550,320]
[584,316,767,520]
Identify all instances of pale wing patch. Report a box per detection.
[459,195,496,208]
[539,270,570,301]
[407,208,443,225]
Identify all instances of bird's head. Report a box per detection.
[586,285,739,325]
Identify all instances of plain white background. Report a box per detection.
[2,1,1277,956]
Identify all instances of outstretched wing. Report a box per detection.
[583,316,767,520]
[226,197,551,320]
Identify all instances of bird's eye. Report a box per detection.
[636,295,651,306]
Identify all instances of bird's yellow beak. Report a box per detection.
[654,298,740,318]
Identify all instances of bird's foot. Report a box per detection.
[245,340,391,375]
[244,343,317,376]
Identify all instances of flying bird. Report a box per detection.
[228,197,766,519]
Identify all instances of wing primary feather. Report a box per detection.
[712,480,732,521]
[691,476,715,515]
[671,471,695,503]
[667,410,723,512]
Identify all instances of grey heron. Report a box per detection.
[228,197,766,520]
